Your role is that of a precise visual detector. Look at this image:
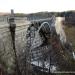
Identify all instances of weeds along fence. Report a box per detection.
[0,18,30,75]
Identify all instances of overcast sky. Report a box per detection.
[0,0,75,13]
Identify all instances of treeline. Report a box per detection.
[2,10,75,18]
[1,10,75,25]
[14,10,75,17]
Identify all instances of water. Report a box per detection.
[31,61,57,72]
[29,17,75,72]
[55,17,66,44]
[31,17,57,72]
[73,52,75,60]
[31,17,54,49]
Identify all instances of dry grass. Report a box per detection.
[64,25,75,50]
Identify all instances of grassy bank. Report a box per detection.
[64,25,75,50]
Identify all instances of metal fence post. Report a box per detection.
[8,9,21,75]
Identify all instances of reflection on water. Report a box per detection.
[30,17,64,72]
[31,61,57,73]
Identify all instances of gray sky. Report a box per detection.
[0,0,75,13]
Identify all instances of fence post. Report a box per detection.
[8,9,21,75]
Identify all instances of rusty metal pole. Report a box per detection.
[8,9,21,75]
